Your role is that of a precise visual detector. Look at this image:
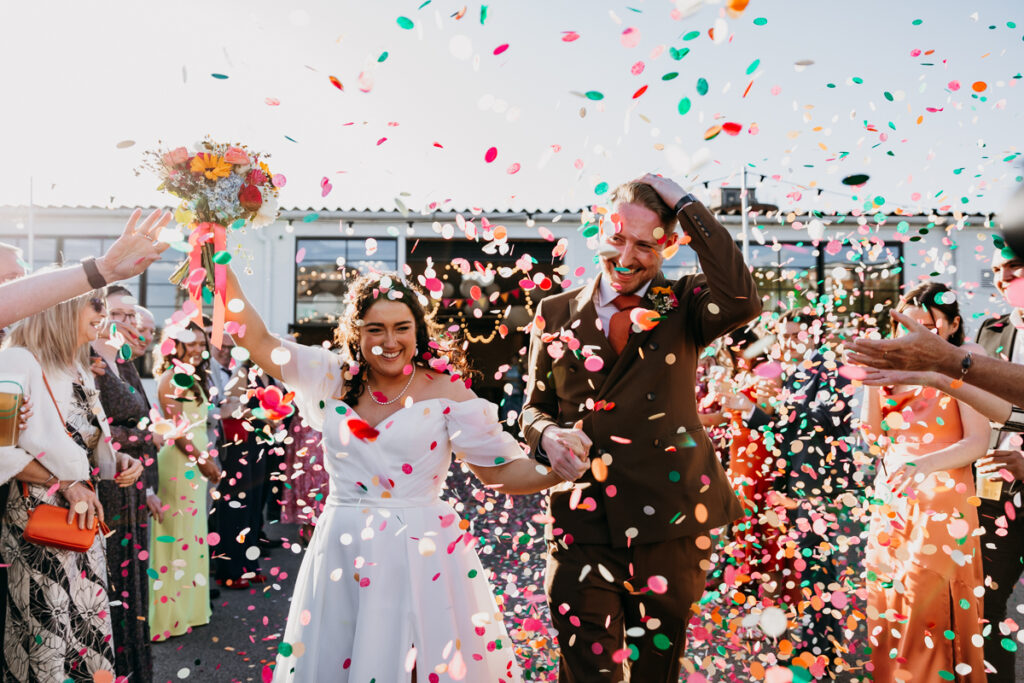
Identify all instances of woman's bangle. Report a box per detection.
[42,474,57,487]
[60,480,81,493]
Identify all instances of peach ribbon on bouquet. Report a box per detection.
[186,222,228,350]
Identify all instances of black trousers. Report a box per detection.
[213,436,267,581]
[979,494,1024,682]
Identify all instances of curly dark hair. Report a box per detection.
[335,272,474,401]
[155,321,211,403]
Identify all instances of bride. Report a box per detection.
[222,268,586,682]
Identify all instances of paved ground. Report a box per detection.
[154,523,1024,683]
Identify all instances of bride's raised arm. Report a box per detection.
[223,265,286,383]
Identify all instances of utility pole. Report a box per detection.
[740,166,749,262]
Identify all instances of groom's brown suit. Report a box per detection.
[521,200,760,681]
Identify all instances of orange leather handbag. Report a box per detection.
[21,481,109,552]
[20,369,110,553]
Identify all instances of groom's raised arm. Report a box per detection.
[677,200,761,347]
[520,298,560,459]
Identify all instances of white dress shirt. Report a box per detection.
[594,274,652,338]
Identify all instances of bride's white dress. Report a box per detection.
[274,342,524,683]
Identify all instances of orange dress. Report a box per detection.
[866,386,986,682]
[726,390,782,576]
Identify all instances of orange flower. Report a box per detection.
[190,153,232,180]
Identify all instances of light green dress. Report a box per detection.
[148,395,212,641]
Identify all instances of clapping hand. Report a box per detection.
[847,310,962,375]
[541,425,591,482]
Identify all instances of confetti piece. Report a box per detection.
[493,43,509,55]
[396,16,414,29]
[329,75,343,91]
[842,173,870,186]
[484,147,498,163]
[584,90,604,100]
[211,73,228,79]
[115,140,135,149]
[562,31,580,42]
[678,97,692,115]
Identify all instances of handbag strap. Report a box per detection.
[39,369,73,439]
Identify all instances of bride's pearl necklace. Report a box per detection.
[367,365,417,406]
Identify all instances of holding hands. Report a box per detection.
[541,425,592,482]
[115,454,144,488]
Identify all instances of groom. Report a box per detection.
[521,174,760,682]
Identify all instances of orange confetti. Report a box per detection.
[329,75,343,91]
[972,81,987,92]
[591,458,608,482]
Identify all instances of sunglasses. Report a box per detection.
[88,297,107,313]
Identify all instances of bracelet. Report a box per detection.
[958,351,973,381]
[61,480,81,494]
[81,257,108,289]
[42,474,57,487]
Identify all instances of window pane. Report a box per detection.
[295,238,398,324]
[824,241,903,317]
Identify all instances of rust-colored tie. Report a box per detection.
[608,294,644,354]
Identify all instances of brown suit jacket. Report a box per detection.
[520,201,760,548]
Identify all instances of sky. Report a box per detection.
[1,0,1022,216]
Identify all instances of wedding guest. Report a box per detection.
[149,321,221,641]
[212,355,269,588]
[0,289,142,679]
[749,308,855,676]
[718,327,785,596]
[134,305,158,380]
[859,282,988,681]
[0,240,27,652]
[0,208,169,329]
[279,410,328,545]
[91,284,160,681]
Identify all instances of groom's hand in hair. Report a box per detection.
[541,426,592,482]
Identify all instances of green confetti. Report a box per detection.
[669,47,690,60]
[852,76,863,84]
[1002,637,1018,652]
[303,212,320,223]
[753,17,767,26]
[884,91,894,101]
[678,97,692,115]
[938,672,955,681]
[396,16,414,29]
[912,18,923,25]
[377,51,389,63]
[584,90,604,100]
[211,73,228,79]
[669,471,680,482]
[229,218,246,230]
[212,251,232,265]
[147,567,159,580]
[652,633,673,650]
[278,642,294,657]
[662,72,679,81]
[581,223,599,238]
[156,535,176,543]
[480,5,487,24]
[682,30,701,41]
[746,58,760,75]
[594,182,609,195]
[468,569,478,578]
[696,78,708,95]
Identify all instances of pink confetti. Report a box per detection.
[584,356,604,372]
[647,575,669,594]
[506,162,521,174]
[321,177,333,197]
[264,97,280,106]
[620,27,640,48]
[561,31,580,42]
[948,80,961,91]
[207,532,221,546]
[295,248,306,264]
[272,173,287,188]
[493,43,509,55]
[630,61,645,75]
[484,147,498,163]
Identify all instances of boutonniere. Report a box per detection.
[647,286,679,316]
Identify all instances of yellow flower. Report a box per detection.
[190,153,232,180]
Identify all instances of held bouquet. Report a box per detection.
[143,138,283,346]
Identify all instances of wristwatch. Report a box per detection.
[673,194,698,213]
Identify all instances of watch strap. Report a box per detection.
[673,194,697,213]
[81,257,107,289]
